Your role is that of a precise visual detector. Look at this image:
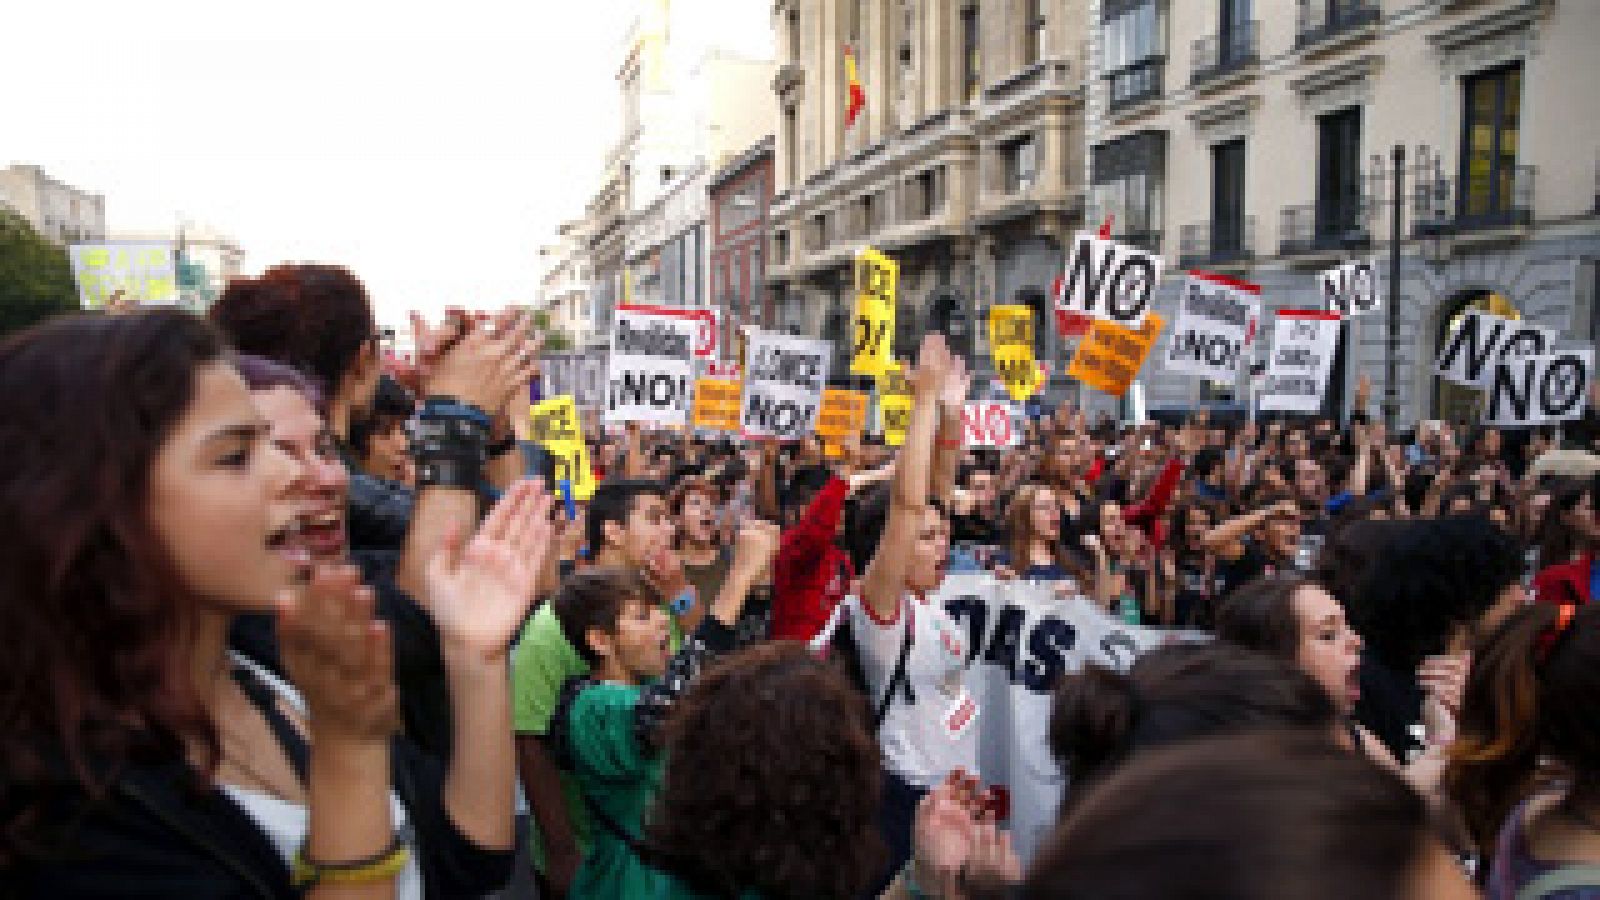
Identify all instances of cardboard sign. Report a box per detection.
[68,243,178,309]
[989,305,1043,402]
[1066,312,1165,398]
[605,308,697,425]
[817,389,868,441]
[692,378,743,433]
[541,350,608,410]
[740,331,832,439]
[962,401,1022,447]
[1319,259,1381,316]
[1258,310,1342,414]
[1165,271,1260,383]
[529,395,596,501]
[1058,233,1165,328]
[618,304,718,359]
[1435,310,1557,388]
[878,362,912,446]
[851,248,898,376]
[1485,345,1593,428]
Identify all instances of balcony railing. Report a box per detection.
[1192,22,1260,86]
[1295,0,1380,50]
[1105,58,1164,114]
[1279,202,1371,256]
[1412,165,1536,236]
[1179,217,1255,268]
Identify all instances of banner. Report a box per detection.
[989,305,1043,402]
[1259,310,1342,413]
[605,308,697,425]
[1067,312,1166,398]
[68,242,177,309]
[878,362,912,446]
[1485,345,1593,428]
[817,388,868,450]
[1165,271,1259,383]
[961,401,1022,447]
[851,248,898,376]
[692,378,743,433]
[1058,233,1165,328]
[1319,259,1381,316]
[529,395,596,501]
[740,331,831,439]
[1435,310,1557,388]
[618,303,718,359]
[932,573,1178,864]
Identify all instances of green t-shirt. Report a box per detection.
[565,681,669,900]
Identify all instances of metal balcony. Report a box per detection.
[1279,203,1371,257]
[1295,0,1380,51]
[1192,22,1259,87]
[1179,217,1255,268]
[1105,58,1164,114]
[1412,165,1536,237]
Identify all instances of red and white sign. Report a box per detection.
[619,304,719,359]
[704,359,741,379]
[962,401,1022,447]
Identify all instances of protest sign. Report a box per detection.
[740,331,831,439]
[1484,345,1593,428]
[878,362,912,446]
[1319,259,1381,316]
[692,378,743,433]
[529,395,596,501]
[68,243,178,309]
[931,573,1179,864]
[605,308,697,426]
[1435,310,1557,388]
[851,248,898,376]
[989,305,1043,402]
[962,402,1022,447]
[1258,310,1342,413]
[1165,271,1259,383]
[542,350,608,410]
[619,303,718,359]
[1058,233,1165,328]
[704,359,741,379]
[818,388,868,457]
[1067,312,1166,398]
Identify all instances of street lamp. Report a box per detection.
[1367,143,1432,431]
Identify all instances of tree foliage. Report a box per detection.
[0,209,79,337]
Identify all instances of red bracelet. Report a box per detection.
[937,438,963,448]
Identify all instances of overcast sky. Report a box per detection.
[5,0,633,329]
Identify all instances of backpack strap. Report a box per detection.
[871,601,915,732]
[1515,864,1600,899]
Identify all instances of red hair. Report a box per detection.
[210,263,375,395]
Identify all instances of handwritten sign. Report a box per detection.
[692,378,743,432]
[1165,271,1259,383]
[1485,345,1593,428]
[962,401,1022,447]
[529,395,596,501]
[68,243,178,309]
[1067,312,1166,397]
[1058,233,1165,328]
[740,331,832,439]
[605,308,696,425]
[1319,259,1381,317]
[851,248,898,377]
[878,362,912,446]
[818,388,869,456]
[1259,310,1342,414]
[1435,310,1557,388]
[989,305,1042,402]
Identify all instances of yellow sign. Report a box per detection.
[530,395,597,501]
[1067,312,1166,398]
[877,361,913,447]
[988,305,1043,402]
[692,378,743,433]
[68,243,178,310]
[851,248,898,376]
[818,388,868,456]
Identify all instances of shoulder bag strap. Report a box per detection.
[872,601,915,732]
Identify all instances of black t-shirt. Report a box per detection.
[1172,555,1215,630]
[1212,539,1296,602]
[951,512,1001,546]
[1355,655,1425,764]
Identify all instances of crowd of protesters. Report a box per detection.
[1,261,1597,898]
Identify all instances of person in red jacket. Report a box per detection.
[1531,482,1599,606]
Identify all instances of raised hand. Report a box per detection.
[423,480,553,663]
[938,352,971,411]
[912,772,982,897]
[276,565,400,745]
[910,333,953,396]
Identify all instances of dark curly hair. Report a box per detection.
[0,311,227,864]
[646,642,884,899]
[209,263,376,396]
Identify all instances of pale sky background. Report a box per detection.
[4,0,641,329]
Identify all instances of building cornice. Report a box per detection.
[709,135,776,191]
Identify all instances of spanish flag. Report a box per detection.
[845,44,865,127]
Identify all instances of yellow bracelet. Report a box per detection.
[291,835,410,888]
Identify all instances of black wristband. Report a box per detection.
[486,432,517,459]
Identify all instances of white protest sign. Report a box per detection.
[739,330,831,439]
[961,402,1022,447]
[1164,271,1260,382]
[68,242,178,309]
[1058,233,1165,328]
[604,308,696,425]
[1484,345,1593,428]
[1318,259,1381,316]
[542,350,608,410]
[933,572,1183,865]
[1435,310,1557,388]
[1258,310,1342,414]
[619,304,719,359]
